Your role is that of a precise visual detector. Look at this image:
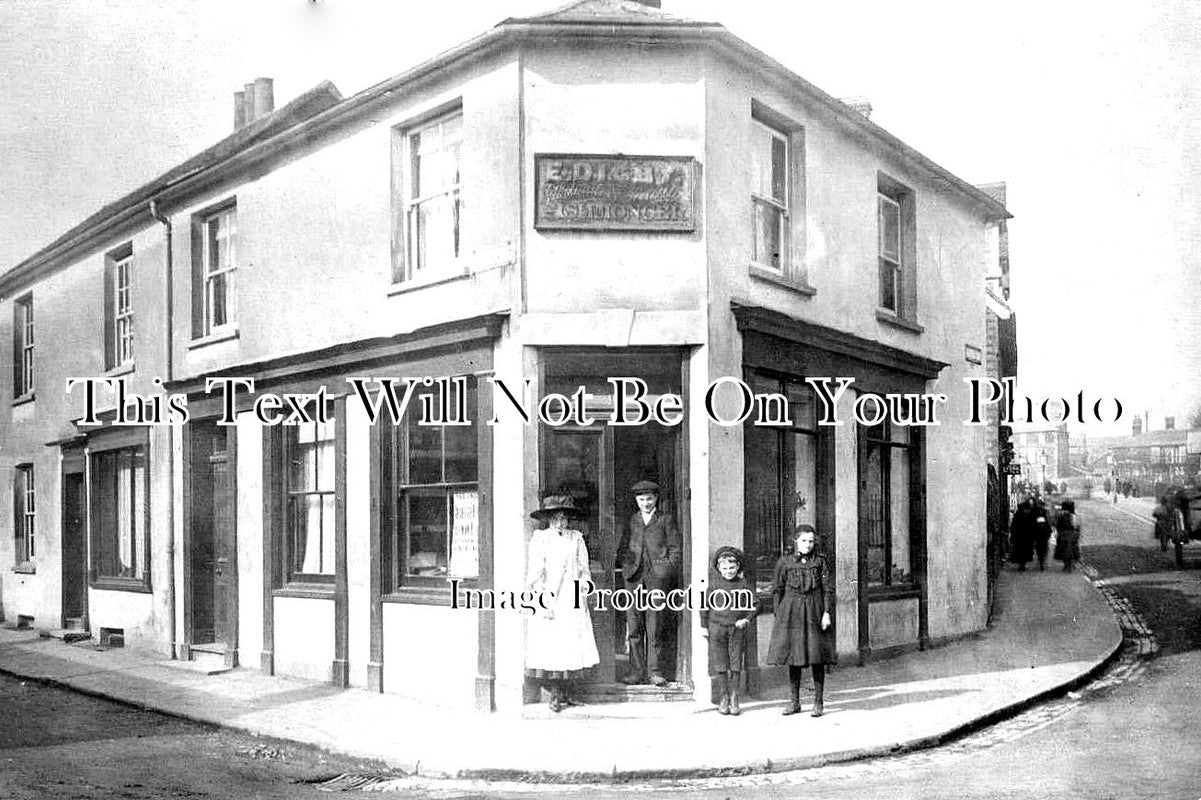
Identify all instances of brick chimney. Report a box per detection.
[1165,416,1175,430]
[1133,416,1143,436]
[234,78,275,130]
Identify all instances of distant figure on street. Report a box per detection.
[1153,495,1176,552]
[1009,495,1037,570]
[1031,495,1053,570]
[1053,499,1081,572]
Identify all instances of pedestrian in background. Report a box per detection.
[1053,499,1081,572]
[768,524,835,717]
[1031,494,1053,571]
[1009,494,1037,570]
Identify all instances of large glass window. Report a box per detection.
[91,446,149,586]
[390,377,478,588]
[743,375,822,605]
[286,419,336,580]
[861,414,919,588]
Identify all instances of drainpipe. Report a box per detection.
[149,200,177,659]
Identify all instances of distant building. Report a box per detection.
[1013,424,1070,485]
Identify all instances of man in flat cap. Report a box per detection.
[616,480,681,685]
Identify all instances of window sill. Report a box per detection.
[90,577,152,594]
[867,584,921,602]
[12,391,35,408]
[383,585,459,606]
[875,309,924,334]
[387,265,472,296]
[104,363,135,379]
[12,563,35,575]
[188,327,240,350]
[274,584,336,600]
[749,265,817,297]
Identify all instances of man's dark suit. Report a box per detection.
[616,509,681,681]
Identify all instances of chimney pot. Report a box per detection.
[840,96,873,119]
[234,90,246,129]
[253,77,274,118]
[243,82,256,124]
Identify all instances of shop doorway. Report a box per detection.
[187,421,237,663]
[539,350,689,695]
[60,452,88,631]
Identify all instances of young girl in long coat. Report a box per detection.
[768,524,835,717]
[525,495,600,712]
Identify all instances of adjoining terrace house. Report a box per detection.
[0,0,1011,713]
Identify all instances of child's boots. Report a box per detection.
[728,672,742,716]
[715,673,730,715]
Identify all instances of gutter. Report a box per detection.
[149,199,177,659]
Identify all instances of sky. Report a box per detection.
[1,0,1198,438]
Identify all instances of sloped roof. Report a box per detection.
[0,81,343,295]
[503,0,707,26]
[1109,430,1191,449]
[2,0,1010,294]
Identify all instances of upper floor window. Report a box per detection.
[191,202,237,338]
[12,294,33,399]
[877,173,915,320]
[751,118,788,272]
[105,244,134,369]
[395,112,462,282]
[13,464,35,567]
[749,103,808,288]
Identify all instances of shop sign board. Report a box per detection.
[534,154,697,232]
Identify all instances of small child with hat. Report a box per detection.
[700,545,758,715]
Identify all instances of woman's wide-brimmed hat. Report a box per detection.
[530,494,584,520]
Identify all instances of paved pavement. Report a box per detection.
[0,564,1121,781]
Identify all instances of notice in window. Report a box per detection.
[534,154,697,232]
[449,490,480,579]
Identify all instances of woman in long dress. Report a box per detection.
[525,494,600,712]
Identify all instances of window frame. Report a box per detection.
[393,109,464,284]
[190,199,238,340]
[742,371,831,611]
[748,102,810,291]
[750,117,790,273]
[876,172,918,324]
[12,294,34,399]
[89,443,152,593]
[859,409,924,595]
[384,376,479,594]
[13,464,35,569]
[283,414,338,584]
[104,244,135,370]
